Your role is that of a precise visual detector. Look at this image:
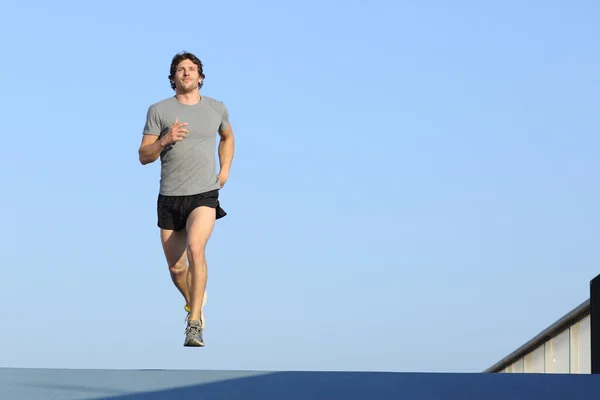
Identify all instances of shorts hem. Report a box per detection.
[156,189,227,231]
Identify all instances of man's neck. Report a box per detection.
[175,90,201,105]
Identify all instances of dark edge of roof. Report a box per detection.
[484,298,591,373]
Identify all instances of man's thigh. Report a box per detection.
[186,206,216,251]
[160,228,188,269]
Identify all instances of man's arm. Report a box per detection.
[138,134,166,165]
[139,104,165,165]
[217,123,235,187]
[138,119,189,165]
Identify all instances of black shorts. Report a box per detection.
[157,189,227,231]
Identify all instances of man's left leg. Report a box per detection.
[183,205,216,347]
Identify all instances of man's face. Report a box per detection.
[174,59,202,93]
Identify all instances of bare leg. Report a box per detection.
[186,206,216,323]
[160,228,191,307]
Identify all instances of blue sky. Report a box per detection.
[1,0,599,373]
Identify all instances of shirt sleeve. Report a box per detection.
[219,102,230,132]
[142,104,161,136]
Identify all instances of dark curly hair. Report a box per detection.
[168,51,206,90]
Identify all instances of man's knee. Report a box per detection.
[169,259,187,276]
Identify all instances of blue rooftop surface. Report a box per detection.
[1,368,600,399]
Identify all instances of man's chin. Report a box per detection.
[178,85,197,93]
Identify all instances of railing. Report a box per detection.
[485,273,600,374]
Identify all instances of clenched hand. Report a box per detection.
[160,119,189,146]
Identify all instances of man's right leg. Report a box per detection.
[160,228,191,309]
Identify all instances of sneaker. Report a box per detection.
[184,319,204,347]
[184,291,207,328]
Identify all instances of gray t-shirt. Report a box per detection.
[142,95,229,196]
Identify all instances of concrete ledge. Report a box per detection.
[2,368,600,399]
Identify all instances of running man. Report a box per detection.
[138,51,235,347]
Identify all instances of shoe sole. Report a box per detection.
[184,339,205,347]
